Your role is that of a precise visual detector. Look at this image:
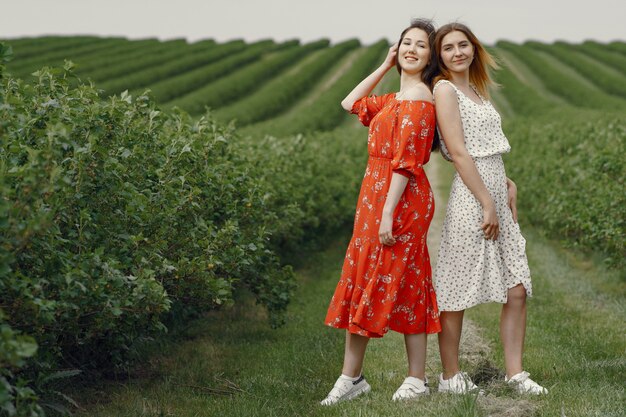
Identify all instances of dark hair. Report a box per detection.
[434,22,499,98]
[395,18,440,151]
[395,18,439,89]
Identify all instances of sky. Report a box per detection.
[2,0,625,46]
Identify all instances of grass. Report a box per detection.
[72,232,518,417]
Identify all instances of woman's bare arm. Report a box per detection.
[341,45,397,111]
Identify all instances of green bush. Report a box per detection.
[504,109,625,269]
[526,41,626,99]
[0,40,372,411]
[252,40,388,136]
[8,38,124,77]
[167,40,328,114]
[82,39,188,83]
[100,40,218,95]
[497,41,626,110]
[489,47,556,117]
[215,39,359,126]
[575,41,626,75]
[145,39,276,103]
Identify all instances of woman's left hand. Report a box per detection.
[379,212,396,246]
[507,178,518,223]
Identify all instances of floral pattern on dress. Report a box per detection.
[432,80,532,312]
[324,94,442,338]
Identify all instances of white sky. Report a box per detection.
[2,0,625,45]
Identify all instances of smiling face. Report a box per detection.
[397,28,431,75]
[439,30,475,74]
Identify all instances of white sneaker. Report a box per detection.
[320,375,371,406]
[506,371,548,395]
[438,371,482,394]
[392,376,430,401]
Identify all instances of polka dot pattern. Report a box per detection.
[432,80,532,312]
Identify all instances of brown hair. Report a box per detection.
[434,22,498,98]
[395,18,439,89]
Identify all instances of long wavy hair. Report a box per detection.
[395,18,440,150]
[434,22,498,98]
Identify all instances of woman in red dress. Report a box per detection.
[321,19,441,405]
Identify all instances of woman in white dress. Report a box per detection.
[432,22,547,395]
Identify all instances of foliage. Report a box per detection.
[144,39,276,103]
[251,40,388,136]
[99,40,218,95]
[489,47,556,117]
[497,41,626,110]
[504,109,625,269]
[8,38,124,77]
[0,44,373,411]
[166,40,329,114]
[526,41,626,99]
[215,39,359,126]
[79,39,188,83]
[574,41,626,74]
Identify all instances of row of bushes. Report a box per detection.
[167,40,329,114]
[574,41,626,74]
[68,39,163,78]
[251,39,388,136]
[5,36,108,62]
[606,41,626,55]
[504,108,625,270]
[526,41,626,99]
[0,41,372,413]
[8,38,125,76]
[82,39,189,83]
[145,39,277,103]
[215,39,359,126]
[489,47,557,117]
[497,41,626,111]
[100,39,219,95]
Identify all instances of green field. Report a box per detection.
[0,36,624,416]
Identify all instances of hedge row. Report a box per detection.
[606,41,626,55]
[99,40,218,95]
[8,38,125,76]
[574,41,626,75]
[168,39,329,114]
[145,39,276,103]
[253,40,388,136]
[215,39,359,126]
[489,47,557,117]
[70,39,162,77]
[4,36,105,62]
[497,41,626,111]
[0,53,368,414]
[504,109,625,269]
[526,41,626,99]
[82,39,189,83]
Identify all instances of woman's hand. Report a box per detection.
[481,202,499,240]
[379,211,396,246]
[382,44,398,70]
[506,178,518,223]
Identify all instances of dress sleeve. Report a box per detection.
[350,94,391,126]
[391,105,435,178]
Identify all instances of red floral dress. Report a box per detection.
[324,94,441,337]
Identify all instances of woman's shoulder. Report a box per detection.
[433,79,458,101]
[433,79,456,93]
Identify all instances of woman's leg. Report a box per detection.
[500,284,526,378]
[342,331,370,377]
[404,333,427,379]
[438,310,465,379]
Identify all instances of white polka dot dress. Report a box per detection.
[433,79,532,312]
